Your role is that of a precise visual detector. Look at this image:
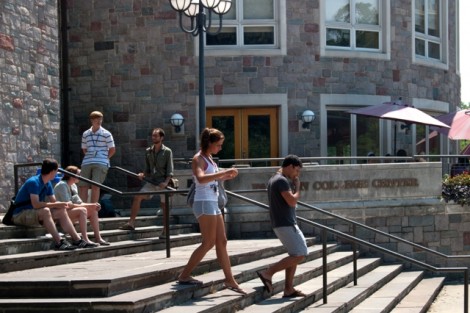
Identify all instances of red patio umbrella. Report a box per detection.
[432,110,470,140]
[349,101,450,155]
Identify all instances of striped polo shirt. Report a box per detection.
[81,126,115,167]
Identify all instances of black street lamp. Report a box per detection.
[168,0,232,133]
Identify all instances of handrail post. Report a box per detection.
[14,164,19,195]
[353,224,357,285]
[165,193,170,258]
[465,268,468,313]
[322,228,328,304]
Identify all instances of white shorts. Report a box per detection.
[140,182,167,204]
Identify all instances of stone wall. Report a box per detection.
[0,0,61,210]
[64,0,460,193]
[169,162,470,267]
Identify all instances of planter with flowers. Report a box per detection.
[441,171,470,206]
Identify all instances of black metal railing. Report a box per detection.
[12,162,469,311]
[13,163,189,258]
[225,190,469,313]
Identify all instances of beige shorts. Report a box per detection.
[78,164,109,187]
[12,209,42,227]
[140,182,167,204]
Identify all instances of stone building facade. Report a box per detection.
[0,0,462,210]
[0,0,61,211]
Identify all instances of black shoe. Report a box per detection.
[73,239,99,248]
[55,239,77,251]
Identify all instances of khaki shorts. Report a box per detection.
[78,164,109,187]
[140,182,167,204]
[12,209,42,227]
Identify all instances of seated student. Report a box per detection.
[12,159,93,250]
[54,165,110,246]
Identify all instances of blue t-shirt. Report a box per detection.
[13,175,54,215]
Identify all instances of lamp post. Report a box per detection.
[168,0,232,133]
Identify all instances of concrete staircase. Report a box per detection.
[0,214,453,312]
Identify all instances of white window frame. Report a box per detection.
[320,0,391,60]
[412,0,449,70]
[203,0,287,57]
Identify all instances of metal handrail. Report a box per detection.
[297,200,470,261]
[13,163,189,258]
[13,163,469,311]
[225,190,468,312]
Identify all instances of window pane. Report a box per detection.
[244,26,274,45]
[428,41,440,59]
[326,0,350,23]
[247,114,271,166]
[327,111,351,164]
[211,116,235,160]
[206,27,237,46]
[356,30,379,48]
[243,0,274,20]
[357,115,379,161]
[356,0,379,25]
[415,0,425,34]
[326,28,350,47]
[223,0,236,20]
[415,38,425,56]
[428,0,440,37]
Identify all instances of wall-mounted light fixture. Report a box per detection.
[298,110,315,130]
[170,113,185,133]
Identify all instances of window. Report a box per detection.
[413,0,448,67]
[325,0,381,51]
[204,0,286,55]
[414,0,440,59]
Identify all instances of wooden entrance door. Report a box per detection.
[207,107,279,164]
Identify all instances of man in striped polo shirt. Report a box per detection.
[78,111,116,205]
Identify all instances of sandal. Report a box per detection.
[119,223,135,231]
[282,289,306,298]
[256,270,273,294]
[223,283,247,295]
[177,277,203,285]
[99,240,111,246]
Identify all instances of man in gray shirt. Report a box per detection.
[257,154,308,298]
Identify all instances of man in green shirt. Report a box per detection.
[119,128,174,235]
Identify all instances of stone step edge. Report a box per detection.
[0,249,365,313]
[0,233,202,274]
[0,238,322,298]
[390,276,446,313]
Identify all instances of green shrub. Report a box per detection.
[442,171,470,206]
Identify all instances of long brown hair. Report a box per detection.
[200,128,224,153]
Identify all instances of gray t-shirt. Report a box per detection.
[54,180,82,204]
[267,172,297,228]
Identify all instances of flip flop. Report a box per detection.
[282,289,306,298]
[177,278,203,285]
[119,223,135,231]
[223,283,247,295]
[256,270,273,293]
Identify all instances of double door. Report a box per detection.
[207,107,279,165]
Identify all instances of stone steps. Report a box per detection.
[0,213,455,313]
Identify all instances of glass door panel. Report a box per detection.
[207,107,279,167]
[327,111,351,164]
